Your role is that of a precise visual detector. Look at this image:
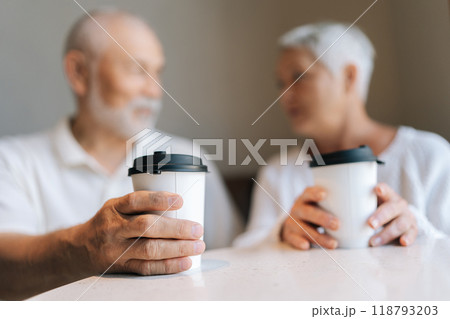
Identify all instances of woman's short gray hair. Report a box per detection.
[279,22,376,101]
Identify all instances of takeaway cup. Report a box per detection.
[310,146,384,249]
[128,151,207,269]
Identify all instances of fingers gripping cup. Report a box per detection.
[128,151,208,269]
[310,146,384,249]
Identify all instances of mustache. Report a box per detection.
[128,97,162,113]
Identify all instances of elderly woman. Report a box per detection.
[235,22,450,249]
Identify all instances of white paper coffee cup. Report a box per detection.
[310,146,384,249]
[128,151,207,269]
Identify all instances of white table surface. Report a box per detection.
[31,237,450,301]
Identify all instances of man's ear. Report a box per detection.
[63,51,90,97]
[343,64,358,95]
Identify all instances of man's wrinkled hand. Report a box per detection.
[83,191,205,275]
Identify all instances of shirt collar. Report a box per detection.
[51,118,122,176]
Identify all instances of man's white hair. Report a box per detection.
[64,7,150,58]
[279,22,376,101]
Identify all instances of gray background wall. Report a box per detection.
[1,0,449,177]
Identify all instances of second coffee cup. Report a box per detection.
[310,145,384,249]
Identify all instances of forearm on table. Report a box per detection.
[0,222,93,300]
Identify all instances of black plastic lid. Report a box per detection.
[128,151,208,175]
[309,145,384,168]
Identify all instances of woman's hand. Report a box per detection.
[368,183,418,247]
[280,186,340,250]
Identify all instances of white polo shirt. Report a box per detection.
[0,119,243,249]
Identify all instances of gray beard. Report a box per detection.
[86,84,162,140]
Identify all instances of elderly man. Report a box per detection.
[0,9,242,300]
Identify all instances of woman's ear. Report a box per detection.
[343,64,358,95]
[63,51,90,97]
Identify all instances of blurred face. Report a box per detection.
[86,21,165,139]
[276,48,347,137]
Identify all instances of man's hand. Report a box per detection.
[281,186,339,250]
[368,183,418,247]
[83,191,205,275]
[0,190,205,300]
